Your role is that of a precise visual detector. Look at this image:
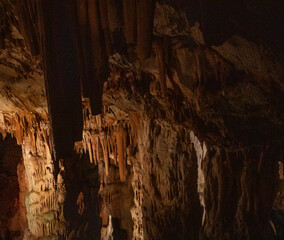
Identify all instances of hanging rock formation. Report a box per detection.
[0,1,284,240]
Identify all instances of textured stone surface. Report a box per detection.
[0,1,284,240]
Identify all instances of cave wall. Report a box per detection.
[131,114,202,240]
[200,146,280,240]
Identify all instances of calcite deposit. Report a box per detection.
[0,1,283,240]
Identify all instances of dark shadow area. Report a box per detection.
[63,151,101,240]
[271,189,284,240]
[0,134,22,240]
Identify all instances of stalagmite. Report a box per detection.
[136,0,155,59]
[122,0,137,44]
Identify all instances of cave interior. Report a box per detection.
[0,0,283,239]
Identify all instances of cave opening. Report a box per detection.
[0,134,24,240]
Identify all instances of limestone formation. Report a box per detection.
[0,1,283,240]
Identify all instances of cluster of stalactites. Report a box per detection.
[0,112,66,238]
[0,112,51,155]
[15,0,156,59]
[13,0,156,160]
[81,124,130,182]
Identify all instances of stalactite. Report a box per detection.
[154,39,167,97]
[96,114,103,129]
[107,134,114,164]
[87,132,94,164]
[0,29,5,50]
[112,133,118,165]
[279,161,284,180]
[105,0,125,53]
[14,115,24,144]
[38,0,83,159]
[122,0,137,44]
[136,0,155,59]
[99,0,113,55]
[0,128,7,139]
[100,131,109,176]
[106,0,123,32]
[1,112,66,238]
[15,0,39,55]
[114,126,127,182]
[87,0,108,115]
[76,0,92,98]
[104,28,113,56]
[96,135,100,163]
[99,0,108,30]
[82,131,87,153]
[89,133,96,164]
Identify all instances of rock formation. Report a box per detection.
[0,1,283,240]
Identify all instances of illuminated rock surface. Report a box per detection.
[0,1,283,240]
